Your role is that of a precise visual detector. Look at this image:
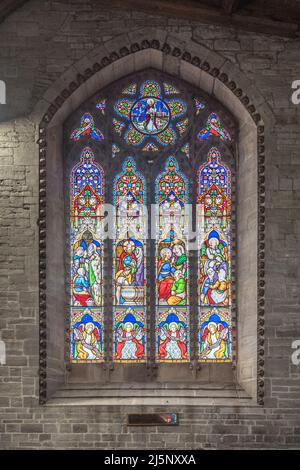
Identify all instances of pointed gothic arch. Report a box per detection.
[36,35,267,405]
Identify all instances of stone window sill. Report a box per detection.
[46,383,258,407]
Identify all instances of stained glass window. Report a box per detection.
[113,158,147,362]
[66,74,236,372]
[197,148,232,361]
[70,147,105,362]
[155,157,189,362]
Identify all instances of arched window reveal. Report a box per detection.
[155,157,189,362]
[113,157,147,362]
[70,147,105,363]
[198,147,232,362]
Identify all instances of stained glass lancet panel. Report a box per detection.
[155,157,189,362]
[197,148,232,362]
[113,157,147,362]
[70,147,105,363]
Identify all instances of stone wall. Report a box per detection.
[0,0,300,449]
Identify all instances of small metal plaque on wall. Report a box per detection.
[127,413,178,426]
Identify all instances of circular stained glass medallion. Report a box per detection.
[130,97,170,135]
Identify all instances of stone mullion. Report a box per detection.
[103,236,112,372]
[189,168,199,373]
[146,165,156,374]
[103,154,113,374]
[230,162,237,368]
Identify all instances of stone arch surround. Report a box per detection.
[35,29,272,406]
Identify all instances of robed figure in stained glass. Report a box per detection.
[72,236,102,307]
[199,311,230,361]
[71,311,103,362]
[115,239,144,305]
[157,242,187,306]
[73,322,102,360]
[115,312,145,361]
[157,312,188,361]
[199,230,229,306]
